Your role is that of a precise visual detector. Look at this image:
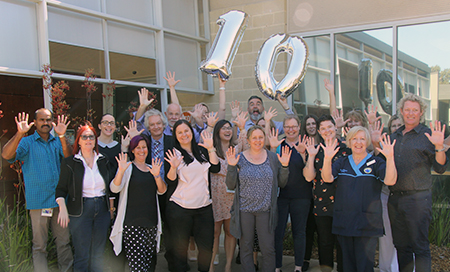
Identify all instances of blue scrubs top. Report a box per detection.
[331,154,386,237]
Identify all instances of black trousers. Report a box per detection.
[166,201,214,272]
[315,215,343,272]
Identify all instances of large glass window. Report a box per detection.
[336,29,393,123]
[105,0,154,25]
[293,35,331,119]
[0,0,39,70]
[49,42,106,78]
[397,22,450,123]
[164,34,202,90]
[48,7,103,49]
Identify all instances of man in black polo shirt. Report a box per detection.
[373,93,447,272]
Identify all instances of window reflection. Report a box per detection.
[398,21,450,124]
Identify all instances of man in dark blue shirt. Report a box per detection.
[373,94,447,272]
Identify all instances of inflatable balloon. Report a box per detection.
[358,59,373,108]
[199,10,249,80]
[376,69,404,115]
[255,33,309,100]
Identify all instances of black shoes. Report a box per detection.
[302,260,310,271]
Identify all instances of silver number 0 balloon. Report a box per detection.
[199,10,249,81]
[255,33,309,100]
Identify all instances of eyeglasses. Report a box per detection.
[221,126,233,131]
[101,121,116,126]
[283,126,299,130]
[80,135,95,140]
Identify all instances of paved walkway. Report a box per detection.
[154,247,380,272]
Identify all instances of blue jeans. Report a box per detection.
[388,190,432,272]
[69,196,110,272]
[275,198,310,268]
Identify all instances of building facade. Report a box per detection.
[1,0,450,201]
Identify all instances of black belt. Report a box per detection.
[83,195,106,199]
[390,189,430,196]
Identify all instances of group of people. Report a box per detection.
[2,72,447,272]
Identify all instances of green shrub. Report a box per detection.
[0,200,33,272]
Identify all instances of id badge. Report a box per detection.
[41,208,53,217]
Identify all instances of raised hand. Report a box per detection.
[320,138,339,159]
[369,120,385,145]
[276,93,290,111]
[376,134,396,159]
[268,128,284,149]
[199,130,214,150]
[163,71,181,88]
[331,109,349,129]
[294,134,307,154]
[343,126,351,138]
[15,112,34,135]
[277,145,292,167]
[124,120,144,139]
[121,133,131,152]
[189,104,204,121]
[324,78,334,93]
[165,149,183,169]
[264,107,278,122]
[233,111,248,131]
[305,137,320,157]
[138,88,154,108]
[116,152,132,172]
[206,112,219,128]
[425,121,446,148]
[53,115,70,136]
[230,100,241,120]
[364,105,381,125]
[226,146,240,166]
[148,157,163,177]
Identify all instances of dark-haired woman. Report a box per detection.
[165,119,220,272]
[207,112,247,272]
[56,122,112,272]
[109,135,167,272]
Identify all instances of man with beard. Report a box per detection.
[245,95,294,134]
[2,108,73,272]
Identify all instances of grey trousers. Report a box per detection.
[240,211,275,272]
[30,208,73,272]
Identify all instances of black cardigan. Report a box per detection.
[55,154,112,217]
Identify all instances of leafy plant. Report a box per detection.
[0,199,33,272]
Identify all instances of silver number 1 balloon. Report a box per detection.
[199,10,249,81]
[255,33,309,100]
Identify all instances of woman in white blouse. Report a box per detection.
[56,122,112,272]
[165,119,220,272]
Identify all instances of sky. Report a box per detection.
[364,21,450,70]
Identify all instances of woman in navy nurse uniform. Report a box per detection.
[321,126,397,272]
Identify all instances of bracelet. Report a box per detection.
[110,207,116,212]
[436,146,447,152]
[58,134,65,138]
[219,87,225,90]
[208,148,216,153]
[282,164,289,168]
[208,125,214,129]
